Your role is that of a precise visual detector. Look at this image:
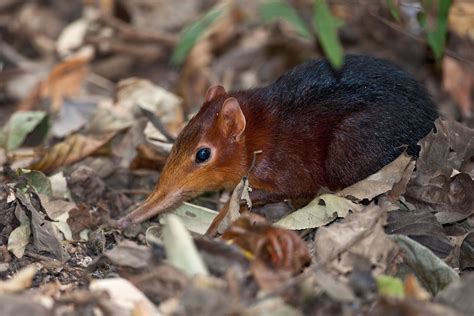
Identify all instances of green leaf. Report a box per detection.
[387,0,400,21]
[423,0,452,62]
[171,8,222,66]
[19,169,53,198]
[376,275,405,299]
[260,1,311,38]
[3,111,48,151]
[313,0,344,69]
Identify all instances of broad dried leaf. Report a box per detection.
[338,153,414,201]
[51,99,97,138]
[415,119,474,176]
[90,278,160,316]
[7,224,31,259]
[162,214,209,277]
[390,234,459,295]
[222,217,311,273]
[276,194,362,230]
[29,132,116,173]
[7,205,31,258]
[386,209,452,258]
[116,78,184,135]
[160,202,217,235]
[18,51,92,112]
[104,240,151,270]
[314,203,397,276]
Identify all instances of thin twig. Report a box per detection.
[140,107,176,143]
[100,15,178,46]
[367,9,474,69]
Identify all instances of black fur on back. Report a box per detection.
[234,55,438,191]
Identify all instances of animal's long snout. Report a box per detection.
[116,189,182,229]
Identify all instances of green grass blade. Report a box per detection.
[313,0,344,69]
[171,8,222,66]
[260,1,311,38]
[387,0,400,21]
[425,0,451,62]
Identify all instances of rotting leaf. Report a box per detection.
[314,202,397,276]
[389,234,459,295]
[222,217,311,273]
[338,153,414,201]
[276,193,362,230]
[29,132,117,173]
[104,240,151,270]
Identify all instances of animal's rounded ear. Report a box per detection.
[218,97,246,141]
[205,85,227,103]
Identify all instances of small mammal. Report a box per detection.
[118,55,437,229]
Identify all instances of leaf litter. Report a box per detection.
[0,1,473,315]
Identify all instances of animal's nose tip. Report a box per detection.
[116,217,131,229]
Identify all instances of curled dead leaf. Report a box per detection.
[222,217,311,273]
[29,132,117,173]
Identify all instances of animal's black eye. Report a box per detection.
[195,147,211,163]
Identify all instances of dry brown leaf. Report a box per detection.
[18,50,93,112]
[448,1,474,41]
[314,202,397,277]
[404,274,431,301]
[115,77,184,136]
[442,56,473,118]
[222,217,311,273]
[29,132,116,173]
[337,153,414,201]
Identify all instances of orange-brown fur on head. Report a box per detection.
[118,85,250,227]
